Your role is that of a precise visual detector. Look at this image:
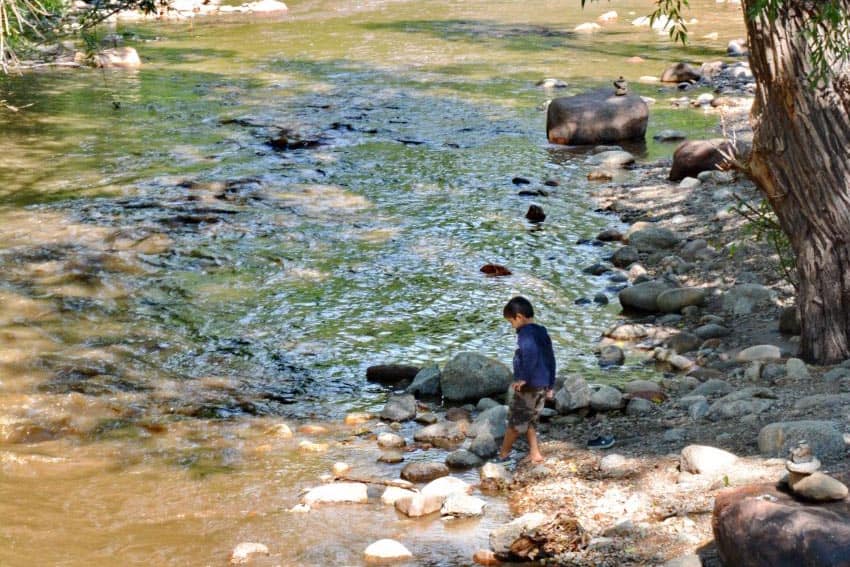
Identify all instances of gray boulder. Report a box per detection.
[380,393,417,422]
[441,353,512,402]
[618,280,673,312]
[656,287,706,313]
[547,90,649,145]
[668,331,701,354]
[590,385,623,411]
[611,245,640,268]
[445,449,484,469]
[627,226,681,252]
[469,405,508,439]
[555,375,591,413]
[470,431,498,458]
[758,420,846,460]
[406,365,441,397]
[692,379,733,397]
[413,421,466,448]
[722,284,775,315]
[400,462,449,483]
[588,150,635,168]
[695,323,730,340]
[598,345,625,367]
[626,397,654,415]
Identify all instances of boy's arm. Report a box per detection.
[515,333,539,387]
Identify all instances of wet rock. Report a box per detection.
[480,462,513,490]
[537,78,568,88]
[489,512,549,555]
[596,228,623,242]
[401,462,449,483]
[394,493,444,517]
[661,62,702,83]
[669,139,737,181]
[364,539,413,563]
[618,280,674,312]
[680,444,738,475]
[378,451,405,464]
[525,205,546,223]
[713,483,850,567]
[590,385,623,411]
[442,492,487,517]
[626,225,681,252]
[381,486,416,505]
[446,449,484,469]
[298,440,329,453]
[736,344,782,362]
[415,413,438,425]
[604,323,648,340]
[470,432,498,458]
[377,432,406,449]
[598,345,625,367]
[758,420,845,460]
[92,46,141,68]
[656,288,706,313]
[583,263,611,276]
[413,422,466,448]
[668,331,701,354]
[654,130,687,142]
[441,353,512,402]
[366,365,420,385]
[230,542,269,565]
[588,150,635,168]
[593,293,609,305]
[547,90,649,145]
[779,306,801,335]
[473,549,501,565]
[266,422,293,438]
[587,168,614,181]
[512,176,531,185]
[302,482,368,505]
[611,245,639,268]
[380,394,416,422]
[406,365,441,397]
[480,264,512,276]
[469,405,508,439]
[727,38,749,56]
[344,412,372,425]
[722,284,775,316]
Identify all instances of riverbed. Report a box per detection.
[0,0,746,564]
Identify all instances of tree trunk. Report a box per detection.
[742,0,850,364]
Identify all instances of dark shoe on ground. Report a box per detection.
[587,435,615,449]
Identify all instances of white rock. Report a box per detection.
[230,542,269,565]
[680,444,738,475]
[441,492,486,517]
[331,462,350,476]
[364,539,412,563]
[377,432,406,448]
[575,22,602,33]
[736,344,782,362]
[301,482,368,506]
[421,476,471,499]
[480,462,513,489]
[598,10,618,22]
[381,486,416,506]
[489,513,549,555]
[394,493,444,517]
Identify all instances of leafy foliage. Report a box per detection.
[731,195,798,289]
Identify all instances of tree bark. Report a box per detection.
[742,0,850,363]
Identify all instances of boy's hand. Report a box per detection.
[545,388,555,400]
[511,380,526,392]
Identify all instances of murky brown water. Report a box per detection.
[0,0,746,564]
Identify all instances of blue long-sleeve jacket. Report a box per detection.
[513,323,556,390]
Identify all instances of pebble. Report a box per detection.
[377,432,406,448]
[378,450,405,464]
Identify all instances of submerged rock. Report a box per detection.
[229,542,269,565]
[302,482,368,506]
[364,539,413,563]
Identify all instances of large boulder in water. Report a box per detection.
[547,90,649,146]
[441,353,512,402]
[669,139,737,181]
[713,483,850,567]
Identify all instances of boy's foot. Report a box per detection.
[587,435,616,449]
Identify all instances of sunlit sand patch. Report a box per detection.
[355,227,398,243]
[285,266,329,282]
[0,210,113,251]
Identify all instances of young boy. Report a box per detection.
[496,296,556,464]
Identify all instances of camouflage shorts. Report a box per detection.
[507,387,546,434]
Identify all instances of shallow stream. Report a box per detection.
[0,1,745,564]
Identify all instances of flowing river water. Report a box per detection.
[0,1,745,564]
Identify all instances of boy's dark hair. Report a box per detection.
[503,296,534,319]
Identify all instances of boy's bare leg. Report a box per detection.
[499,426,519,459]
[527,425,543,463]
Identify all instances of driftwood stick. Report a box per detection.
[335,474,417,490]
